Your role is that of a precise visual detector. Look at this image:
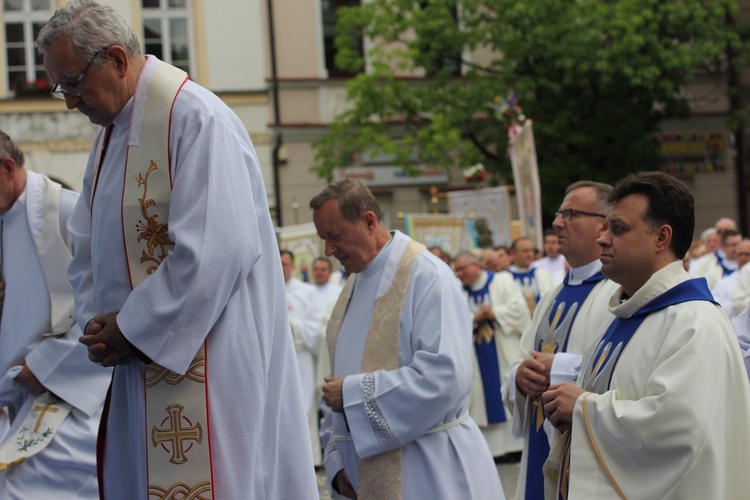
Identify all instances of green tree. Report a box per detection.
[311,0,736,213]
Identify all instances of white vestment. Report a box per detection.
[67,57,317,499]
[507,260,617,500]
[546,262,750,499]
[508,265,554,315]
[321,231,504,499]
[712,270,739,319]
[310,281,342,466]
[286,276,319,414]
[692,249,736,290]
[461,269,530,457]
[731,263,750,317]
[532,254,567,284]
[731,308,750,383]
[0,171,111,498]
[286,277,323,466]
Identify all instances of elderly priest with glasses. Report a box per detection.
[37,1,318,499]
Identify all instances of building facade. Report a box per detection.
[1,0,748,236]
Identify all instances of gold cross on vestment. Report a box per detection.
[151,404,203,464]
[33,403,59,433]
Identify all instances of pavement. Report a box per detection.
[316,458,520,499]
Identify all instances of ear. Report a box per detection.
[362,211,378,232]
[0,157,15,180]
[105,45,130,77]
[655,224,673,254]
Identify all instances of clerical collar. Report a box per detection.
[567,259,602,285]
[509,265,532,273]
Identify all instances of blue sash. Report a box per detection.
[464,271,506,424]
[510,267,542,306]
[525,271,605,500]
[581,278,716,393]
[715,251,735,277]
[559,277,716,500]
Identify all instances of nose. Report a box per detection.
[324,240,336,257]
[552,213,564,229]
[596,229,610,248]
[63,92,80,110]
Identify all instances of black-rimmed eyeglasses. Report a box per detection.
[554,208,606,222]
[50,50,101,100]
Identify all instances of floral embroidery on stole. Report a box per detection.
[326,238,425,499]
[119,62,213,499]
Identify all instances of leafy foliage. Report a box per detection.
[311,0,737,213]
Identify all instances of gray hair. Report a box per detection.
[309,179,382,223]
[0,130,24,168]
[565,180,612,213]
[36,0,141,65]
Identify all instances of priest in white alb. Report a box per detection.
[38,2,317,499]
[542,172,750,499]
[0,130,111,498]
[312,179,504,499]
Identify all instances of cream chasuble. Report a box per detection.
[327,238,424,499]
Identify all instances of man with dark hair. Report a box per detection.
[312,179,504,499]
[532,228,567,283]
[542,171,750,498]
[508,236,553,315]
[508,180,616,500]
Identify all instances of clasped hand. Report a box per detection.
[79,313,135,367]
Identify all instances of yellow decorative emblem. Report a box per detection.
[475,321,495,345]
[136,160,175,274]
[151,404,202,465]
[145,357,207,388]
[148,481,212,500]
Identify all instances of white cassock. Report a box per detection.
[286,276,319,414]
[67,57,317,500]
[712,270,740,319]
[507,260,617,500]
[532,254,567,284]
[461,270,530,457]
[546,262,750,499]
[692,250,736,290]
[321,231,504,499]
[314,282,343,314]
[731,308,750,383]
[0,171,111,498]
[731,263,750,317]
[310,281,342,466]
[286,277,323,466]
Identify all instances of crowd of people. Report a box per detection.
[2,0,750,498]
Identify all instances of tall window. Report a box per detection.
[3,0,53,94]
[322,0,363,77]
[142,0,192,73]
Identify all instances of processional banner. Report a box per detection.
[509,120,543,249]
[402,213,477,257]
[446,186,514,248]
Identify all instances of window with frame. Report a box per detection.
[321,0,363,77]
[142,0,192,73]
[3,0,54,96]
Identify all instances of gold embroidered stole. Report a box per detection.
[326,238,425,499]
[119,62,213,498]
